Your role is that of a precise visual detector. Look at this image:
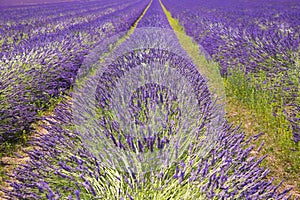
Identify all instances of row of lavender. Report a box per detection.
[0,0,129,52]
[0,0,148,143]
[136,0,171,28]
[3,0,292,198]
[5,97,291,199]
[162,0,300,143]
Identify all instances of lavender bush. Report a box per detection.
[0,0,149,143]
[162,0,300,143]
[0,0,294,199]
[3,97,291,199]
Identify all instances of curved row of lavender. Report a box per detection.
[3,0,292,199]
[0,0,148,143]
[5,98,291,199]
[162,0,300,143]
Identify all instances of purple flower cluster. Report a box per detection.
[4,98,291,199]
[1,0,293,199]
[137,0,172,29]
[162,0,300,143]
[93,48,213,167]
[0,0,149,142]
[4,49,291,199]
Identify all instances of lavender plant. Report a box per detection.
[3,97,291,199]
[162,0,300,143]
[1,0,294,199]
[4,38,290,200]
[0,0,149,144]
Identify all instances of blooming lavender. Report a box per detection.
[162,0,300,143]
[4,46,291,199]
[3,95,291,199]
[0,0,149,143]
[1,0,294,199]
[73,25,221,174]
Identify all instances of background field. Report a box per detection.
[0,0,299,199]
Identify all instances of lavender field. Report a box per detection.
[0,0,299,199]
